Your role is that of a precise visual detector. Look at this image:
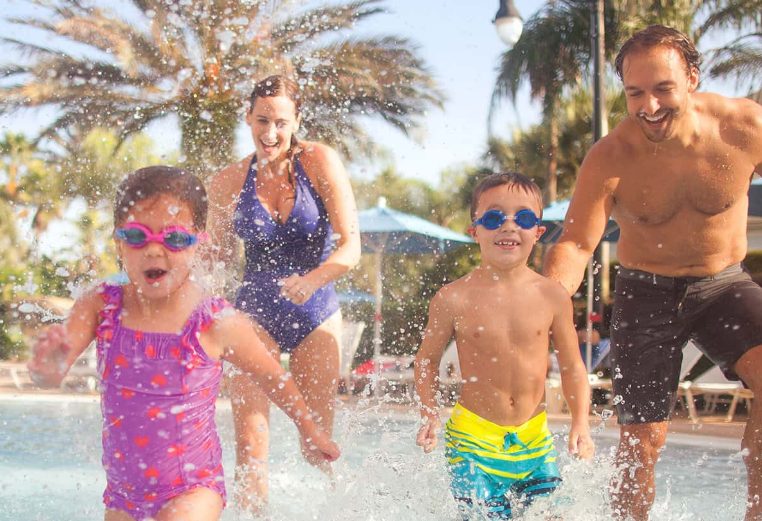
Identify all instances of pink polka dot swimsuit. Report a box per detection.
[95,284,229,520]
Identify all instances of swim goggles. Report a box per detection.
[115,222,207,252]
[472,209,541,230]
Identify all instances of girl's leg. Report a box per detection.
[288,311,341,469]
[155,487,224,521]
[104,509,135,521]
[229,322,281,514]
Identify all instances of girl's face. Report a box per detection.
[114,194,201,300]
[246,94,300,163]
[470,184,546,270]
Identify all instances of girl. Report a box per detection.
[207,75,360,512]
[28,166,340,521]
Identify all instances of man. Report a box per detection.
[543,25,762,520]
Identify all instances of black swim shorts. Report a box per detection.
[610,263,762,425]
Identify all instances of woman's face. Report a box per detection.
[246,94,300,163]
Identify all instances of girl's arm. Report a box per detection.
[280,142,360,304]
[210,309,340,461]
[549,282,594,459]
[28,287,102,388]
[414,288,455,453]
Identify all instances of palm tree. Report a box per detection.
[0,0,444,174]
[490,0,621,204]
[697,0,762,101]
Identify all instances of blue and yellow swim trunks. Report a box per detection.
[445,403,562,520]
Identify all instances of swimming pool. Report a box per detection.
[0,395,747,520]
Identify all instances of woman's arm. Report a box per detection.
[288,142,361,294]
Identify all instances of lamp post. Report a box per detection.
[494,0,608,369]
[493,0,523,49]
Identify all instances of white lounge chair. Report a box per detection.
[62,341,99,392]
[678,341,753,423]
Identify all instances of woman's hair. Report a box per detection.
[114,166,208,230]
[470,172,543,220]
[615,25,701,81]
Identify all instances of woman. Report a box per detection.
[208,75,361,512]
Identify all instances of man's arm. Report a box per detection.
[543,141,616,295]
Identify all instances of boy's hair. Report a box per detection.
[615,25,701,81]
[114,166,208,230]
[470,172,543,220]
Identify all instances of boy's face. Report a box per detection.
[470,184,545,269]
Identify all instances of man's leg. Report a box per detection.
[610,421,668,521]
[733,344,762,521]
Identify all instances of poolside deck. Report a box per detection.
[0,361,747,442]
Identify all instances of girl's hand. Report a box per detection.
[27,324,70,388]
[568,426,595,460]
[299,427,341,470]
[416,416,441,453]
[280,273,319,305]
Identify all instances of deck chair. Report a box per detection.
[339,320,365,392]
[678,341,753,423]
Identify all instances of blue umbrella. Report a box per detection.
[359,197,473,369]
[337,289,376,304]
[540,199,619,244]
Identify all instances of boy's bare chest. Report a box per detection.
[613,145,751,224]
[453,297,552,348]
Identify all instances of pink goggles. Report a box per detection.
[115,222,207,252]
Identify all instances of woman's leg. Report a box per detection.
[228,322,282,514]
[104,509,134,521]
[155,487,224,521]
[288,311,341,469]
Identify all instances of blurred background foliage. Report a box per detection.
[1,0,761,361]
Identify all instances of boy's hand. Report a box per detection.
[568,425,595,460]
[27,324,70,388]
[416,416,441,453]
[299,427,341,469]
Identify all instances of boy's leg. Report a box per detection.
[449,463,512,520]
[155,487,224,521]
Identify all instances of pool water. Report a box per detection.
[0,396,747,520]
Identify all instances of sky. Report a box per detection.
[0,0,547,188]
[0,0,746,189]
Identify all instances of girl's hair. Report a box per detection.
[615,25,701,81]
[248,75,302,181]
[470,172,543,220]
[114,166,208,230]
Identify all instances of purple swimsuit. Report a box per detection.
[96,284,228,520]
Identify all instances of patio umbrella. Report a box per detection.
[358,197,473,373]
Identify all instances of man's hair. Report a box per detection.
[470,172,543,220]
[114,166,208,230]
[615,25,701,81]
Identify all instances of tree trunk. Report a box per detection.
[546,111,559,205]
[179,97,240,178]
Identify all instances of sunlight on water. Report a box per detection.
[0,397,747,520]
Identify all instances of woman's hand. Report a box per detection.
[280,273,319,305]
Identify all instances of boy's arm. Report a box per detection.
[28,287,102,387]
[414,289,455,452]
[549,283,594,459]
[213,310,339,460]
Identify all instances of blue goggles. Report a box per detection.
[472,209,541,230]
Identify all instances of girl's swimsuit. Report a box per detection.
[96,283,229,520]
[234,155,339,352]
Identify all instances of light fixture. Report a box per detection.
[494,0,523,48]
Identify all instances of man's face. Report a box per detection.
[622,45,699,143]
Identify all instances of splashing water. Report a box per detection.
[0,396,747,520]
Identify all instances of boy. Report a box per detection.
[415,173,594,520]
